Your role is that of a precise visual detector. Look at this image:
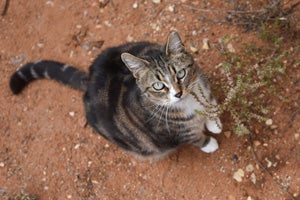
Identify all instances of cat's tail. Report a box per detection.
[10,60,88,94]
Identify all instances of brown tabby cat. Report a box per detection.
[10,31,222,160]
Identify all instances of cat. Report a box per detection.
[10,31,222,160]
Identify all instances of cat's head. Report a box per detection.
[121,31,199,106]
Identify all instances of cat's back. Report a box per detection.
[89,42,161,77]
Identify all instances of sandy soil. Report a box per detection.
[0,0,299,199]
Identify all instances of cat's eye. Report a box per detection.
[152,82,165,90]
[176,69,186,79]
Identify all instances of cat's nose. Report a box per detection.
[175,91,183,98]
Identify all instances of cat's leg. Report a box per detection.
[193,135,219,153]
[205,118,222,134]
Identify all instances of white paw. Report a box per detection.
[206,118,222,134]
[201,137,219,153]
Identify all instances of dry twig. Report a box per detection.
[1,0,9,16]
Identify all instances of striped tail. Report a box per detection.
[10,60,88,94]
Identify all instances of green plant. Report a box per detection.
[193,35,288,136]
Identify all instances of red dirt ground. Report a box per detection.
[0,0,299,199]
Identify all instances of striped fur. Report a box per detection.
[10,31,222,159]
[10,61,88,94]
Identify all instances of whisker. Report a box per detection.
[145,104,162,123]
[165,104,170,134]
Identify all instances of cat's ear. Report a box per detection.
[121,53,149,78]
[165,31,185,56]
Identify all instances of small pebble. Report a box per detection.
[45,1,54,6]
[202,38,210,50]
[67,195,72,199]
[104,20,112,27]
[265,119,273,126]
[37,41,44,48]
[247,197,252,200]
[233,169,244,182]
[293,192,299,198]
[226,43,235,53]
[152,0,161,4]
[265,158,272,168]
[81,44,90,51]
[190,46,198,53]
[246,164,254,172]
[74,144,80,149]
[295,133,299,140]
[270,125,278,129]
[126,35,134,42]
[250,173,256,184]
[69,111,75,117]
[253,140,261,146]
[132,2,138,9]
[10,53,26,65]
[167,4,175,12]
[0,162,5,167]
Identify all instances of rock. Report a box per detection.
[263,143,268,147]
[190,46,198,53]
[270,125,278,129]
[81,44,90,51]
[126,35,134,42]
[167,4,175,12]
[265,119,273,126]
[293,192,299,198]
[152,0,161,4]
[202,38,210,50]
[45,1,54,6]
[69,111,75,117]
[10,53,26,65]
[104,20,112,27]
[246,164,254,172]
[253,140,261,146]
[250,173,256,184]
[233,169,244,182]
[74,144,80,149]
[132,2,138,9]
[226,43,235,53]
[265,158,272,168]
[295,133,299,140]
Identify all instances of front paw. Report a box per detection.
[206,118,222,134]
[201,137,219,153]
